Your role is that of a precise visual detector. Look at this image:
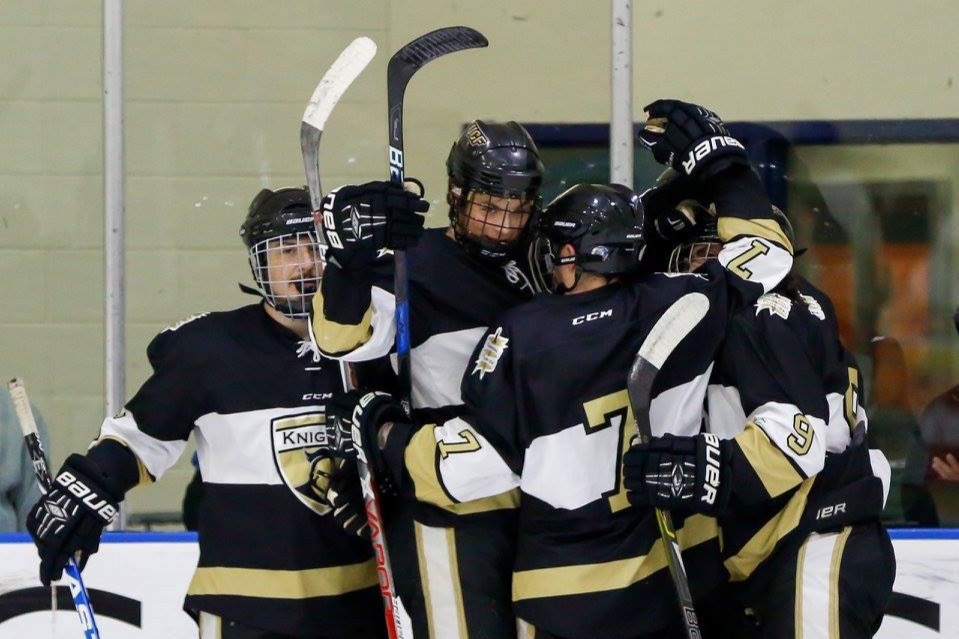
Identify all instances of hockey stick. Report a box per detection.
[301,36,377,213]
[7,377,103,639]
[387,26,488,410]
[298,38,417,639]
[625,293,710,639]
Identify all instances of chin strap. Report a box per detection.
[238,282,264,299]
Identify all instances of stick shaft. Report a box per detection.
[8,378,103,639]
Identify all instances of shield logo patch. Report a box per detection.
[271,411,335,516]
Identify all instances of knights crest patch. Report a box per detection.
[270,411,335,516]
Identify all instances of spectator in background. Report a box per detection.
[867,335,938,525]
[0,386,50,532]
[915,308,959,522]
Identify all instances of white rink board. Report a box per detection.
[0,533,198,639]
[0,530,956,637]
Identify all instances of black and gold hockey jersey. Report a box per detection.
[704,277,889,594]
[97,304,383,637]
[397,170,795,639]
[313,228,537,639]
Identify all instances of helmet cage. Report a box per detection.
[247,231,325,319]
[449,185,538,262]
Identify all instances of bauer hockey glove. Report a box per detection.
[638,99,748,182]
[26,454,123,585]
[640,169,714,245]
[326,390,414,498]
[327,458,371,539]
[623,433,731,516]
[320,180,429,270]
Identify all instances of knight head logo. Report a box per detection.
[270,411,335,516]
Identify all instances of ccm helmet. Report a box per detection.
[239,187,323,318]
[446,120,544,261]
[530,183,646,293]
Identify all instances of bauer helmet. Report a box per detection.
[446,120,544,261]
[530,183,646,293]
[239,187,324,319]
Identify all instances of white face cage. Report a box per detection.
[248,231,325,319]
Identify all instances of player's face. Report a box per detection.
[457,191,535,246]
[263,232,324,301]
[687,242,721,272]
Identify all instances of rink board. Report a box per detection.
[0,529,956,637]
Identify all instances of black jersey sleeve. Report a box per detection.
[95,316,212,482]
[310,255,396,360]
[718,306,831,508]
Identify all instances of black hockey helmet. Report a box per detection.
[446,120,545,261]
[239,187,323,319]
[447,120,544,199]
[530,183,646,293]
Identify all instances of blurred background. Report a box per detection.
[1,1,956,526]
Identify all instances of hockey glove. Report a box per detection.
[327,458,371,539]
[326,390,414,497]
[320,180,429,270]
[623,433,731,516]
[640,169,714,245]
[26,454,123,586]
[638,99,748,182]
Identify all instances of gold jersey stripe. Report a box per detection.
[406,424,520,514]
[829,526,853,638]
[512,515,718,601]
[94,436,155,486]
[735,421,805,498]
[724,478,815,582]
[187,560,378,599]
[310,290,373,355]
[718,217,794,255]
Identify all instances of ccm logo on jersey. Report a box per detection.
[701,433,722,506]
[572,309,613,325]
[55,472,118,523]
[816,502,847,520]
[302,393,333,400]
[681,136,744,175]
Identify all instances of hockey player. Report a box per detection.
[26,187,388,639]
[331,100,797,638]
[624,217,896,637]
[315,120,543,639]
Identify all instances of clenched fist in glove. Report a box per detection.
[638,99,748,182]
[26,453,123,585]
[623,433,731,516]
[325,390,414,501]
[320,180,429,270]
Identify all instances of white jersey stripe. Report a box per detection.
[797,528,850,638]
[416,522,466,639]
[412,327,488,409]
[97,412,187,480]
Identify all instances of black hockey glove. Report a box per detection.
[640,169,714,245]
[327,458,371,539]
[320,180,429,270]
[638,99,748,182]
[623,433,731,516]
[26,454,123,586]
[326,390,414,497]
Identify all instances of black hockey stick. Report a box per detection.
[8,377,103,639]
[626,293,710,639]
[387,26,488,410]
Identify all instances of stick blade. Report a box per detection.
[388,26,488,77]
[627,292,710,441]
[302,36,377,132]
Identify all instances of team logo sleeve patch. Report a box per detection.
[471,327,509,380]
